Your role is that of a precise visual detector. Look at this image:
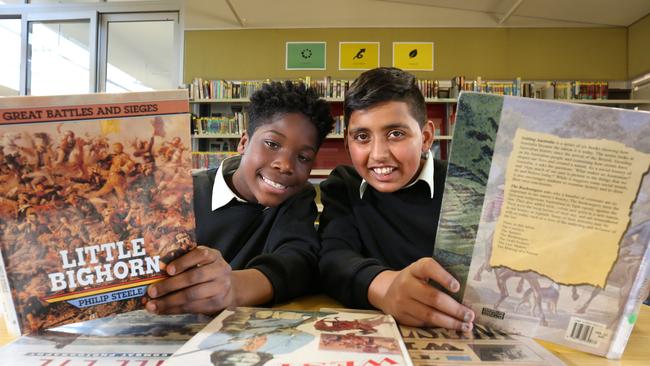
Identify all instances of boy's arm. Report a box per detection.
[368,258,474,330]
[318,166,390,308]
[145,248,274,315]
[320,167,475,330]
[231,268,273,305]
[145,246,235,315]
[245,184,321,304]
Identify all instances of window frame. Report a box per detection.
[0,1,183,95]
[98,11,181,92]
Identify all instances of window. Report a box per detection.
[27,20,91,95]
[100,12,180,92]
[0,1,182,95]
[0,18,21,96]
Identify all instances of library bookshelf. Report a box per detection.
[187,77,650,175]
[189,97,458,176]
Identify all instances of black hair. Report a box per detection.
[344,67,426,128]
[247,81,334,146]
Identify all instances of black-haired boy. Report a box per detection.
[146,81,334,314]
[318,67,475,330]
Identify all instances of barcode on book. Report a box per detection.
[565,316,609,348]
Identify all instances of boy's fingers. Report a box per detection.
[146,302,184,315]
[147,281,231,314]
[404,298,473,331]
[148,262,229,298]
[392,312,422,328]
[166,246,222,276]
[411,280,475,324]
[411,257,460,293]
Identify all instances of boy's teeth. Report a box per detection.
[262,176,286,189]
[373,167,394,175]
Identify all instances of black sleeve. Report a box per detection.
[245,184,320,304]
[318,166,389,309]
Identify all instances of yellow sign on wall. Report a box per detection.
[393,42,434,71]
[339,42,380,70]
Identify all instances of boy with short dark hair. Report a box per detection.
[146,81,334,314]
[318,67,474,330]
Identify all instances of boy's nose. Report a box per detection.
[369,139,389,162]
[273,153,294,174]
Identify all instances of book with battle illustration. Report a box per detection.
[0,90,197,336]
[433,92,650,358]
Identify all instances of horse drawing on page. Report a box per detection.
[570,221,650,328]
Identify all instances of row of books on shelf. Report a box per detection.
[188,76,621,102]
[457,76,611,100]
[191,151,237,170]
[188,78,261,100]
[187,76,354,101]
[191,112,247,135]
[191,113,346,138]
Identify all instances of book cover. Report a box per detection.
[399,323,564,365]
[165,307,414,366]
[0,90,197,336]
[433,92,650,358]
[0,310,211,366]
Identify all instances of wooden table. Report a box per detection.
[1,296,648,365]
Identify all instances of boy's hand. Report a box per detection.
[368,257,475,331]
[145,246,234,315]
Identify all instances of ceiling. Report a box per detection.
[184,0,650,30]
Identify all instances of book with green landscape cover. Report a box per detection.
[434,92,650,358]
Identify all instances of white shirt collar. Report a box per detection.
[211,155,247,211]
[359,152,435,199]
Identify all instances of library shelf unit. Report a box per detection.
[189,96,458,175]
[189,95,650,174]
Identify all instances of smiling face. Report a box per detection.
[346,101,434,193]
[232,112,318,207]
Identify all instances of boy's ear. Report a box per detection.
[421,119,435,153]
[237,131,249,154]
[343,127,351,157]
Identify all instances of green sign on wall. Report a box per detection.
[286,42,326,70]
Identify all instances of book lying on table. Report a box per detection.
[433,92,650,359]
[165,307,414,366]
[0,310,211,366]
[0,90,197,337]
[399,323,565,365]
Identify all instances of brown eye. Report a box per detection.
[388,130,405,139]
[297,154,313,163]
[264,140,280,150]
[353,133,369,142]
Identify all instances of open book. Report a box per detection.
[399,323,564,365]
[165,307,414,366]
[0,310,211,366]
[434,92,650,359]
[0,90,197,336]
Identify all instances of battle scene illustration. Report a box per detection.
[0,114,196,334]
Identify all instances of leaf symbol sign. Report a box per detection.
[409,49,418,58]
